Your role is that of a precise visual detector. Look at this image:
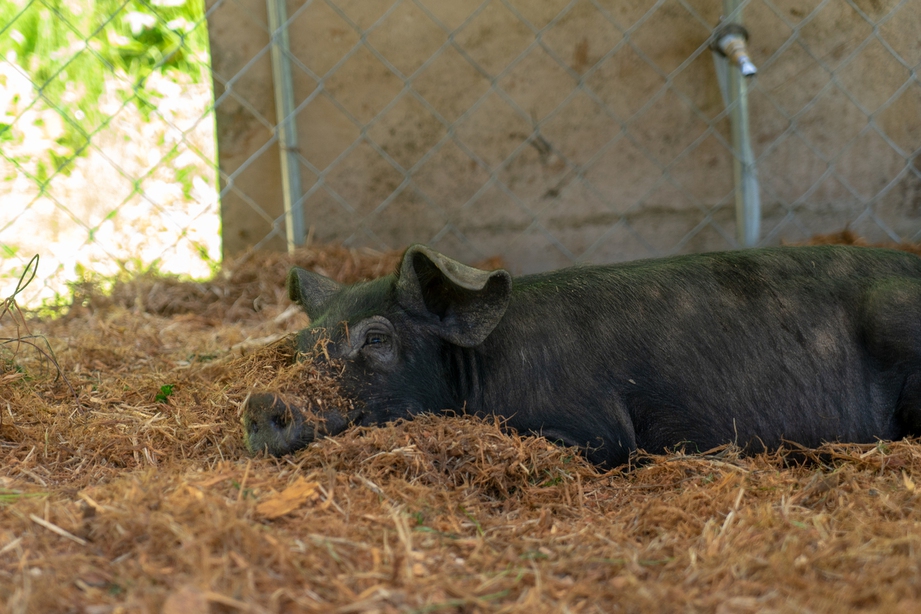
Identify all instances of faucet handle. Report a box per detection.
[711,23,757,77]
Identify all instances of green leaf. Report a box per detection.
[155,383,175,403]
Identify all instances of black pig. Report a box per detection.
[242,244,921,467]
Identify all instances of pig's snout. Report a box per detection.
[242,392,355,456]
[242,393,312,456]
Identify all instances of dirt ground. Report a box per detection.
[2,238,921,613]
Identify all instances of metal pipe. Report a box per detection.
[267,0,305,253]
[712,6,760,248]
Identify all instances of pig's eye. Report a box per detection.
[352,317,396,365]
[364,332,390,348]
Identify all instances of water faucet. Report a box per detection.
[712,23,756,77]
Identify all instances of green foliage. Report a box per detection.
[0,0,211,170]
[0,244,19,259]
[1,0,211,85]
[0,490,47,505]
[155,383,175,403]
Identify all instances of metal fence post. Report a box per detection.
[713,0,761,248]
[267,0,305,253]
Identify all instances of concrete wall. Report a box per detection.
[206,0,921,272]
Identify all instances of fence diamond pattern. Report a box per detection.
[2,0,919,306]
[209,0,920,273]
[0,0,219,305]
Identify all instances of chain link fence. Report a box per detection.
[3,0,920,306]
[210,0,921,273]
[0,0,220,306]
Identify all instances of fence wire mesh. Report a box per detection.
[0,0,220,306]
[750,0,921,245]
[2,0,920,305]
[209,0,921,273]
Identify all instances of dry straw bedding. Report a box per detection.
[1,241,921,613]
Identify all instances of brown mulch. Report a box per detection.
[797,227,921,257]
[1,237,921,613]
[66,245,405,323]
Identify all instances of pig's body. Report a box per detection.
[243,245,921,467]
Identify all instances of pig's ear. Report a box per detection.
[287,267,342,319]
[396,245,512,347]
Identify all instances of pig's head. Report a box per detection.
[242,245,512,456]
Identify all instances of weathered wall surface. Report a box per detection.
[206,0,921,272]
